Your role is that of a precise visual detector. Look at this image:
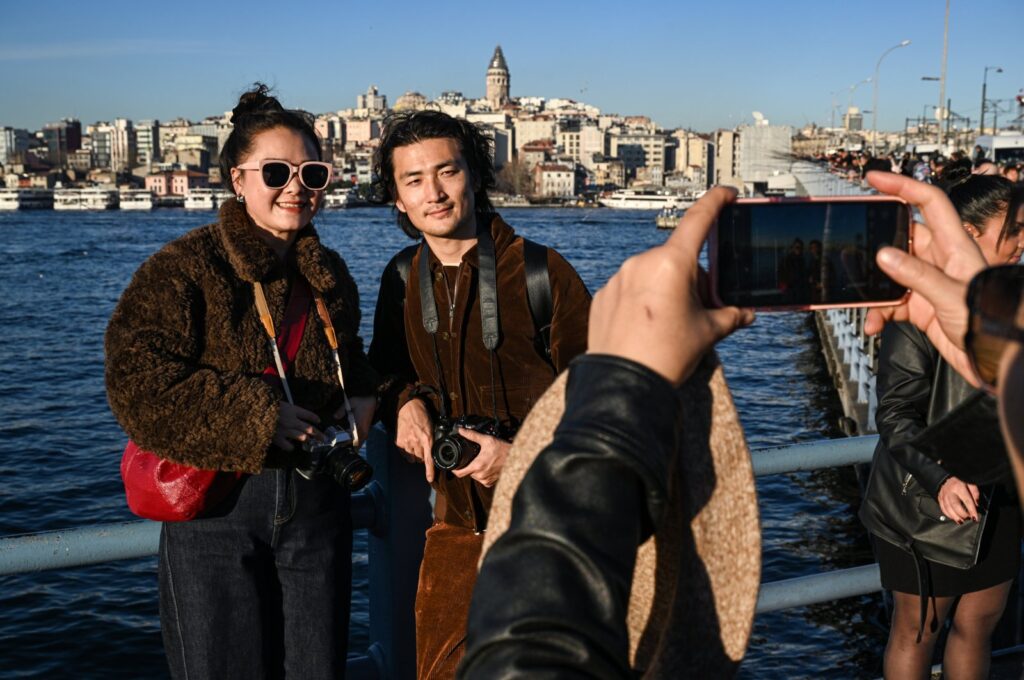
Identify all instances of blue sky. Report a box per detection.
[1,0,1020,133]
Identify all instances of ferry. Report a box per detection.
[491,193,531,208]
[0,189,55,210]
[598,188,694,210]
[118,189,154,211]
[324,188,369,209]
[53,187,119,211]
[184,188,233,210]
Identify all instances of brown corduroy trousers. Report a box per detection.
[414,522,485,679]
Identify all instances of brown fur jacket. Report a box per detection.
[105,199,377,473]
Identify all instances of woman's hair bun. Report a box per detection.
[231,83,284,122]
[938,162,972,191]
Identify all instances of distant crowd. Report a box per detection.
[815,147,1021,186]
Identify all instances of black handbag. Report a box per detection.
[860,439,991,641]
[860,439,989,571]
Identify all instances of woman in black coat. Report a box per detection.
[871,173,1023,679]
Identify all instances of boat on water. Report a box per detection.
[491,193,531,208]
[598,188,694,210]
[0,189,55,210]
[324,188,370,209]
[184,188,234,210]
[54,187,119,211]
[118,189,154,211]
[655,206,684,229]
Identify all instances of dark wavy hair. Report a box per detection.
[943,170,1017,246]
[219,83,322,191]
[372,110,496,239]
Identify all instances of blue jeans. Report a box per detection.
[159,468,352,680]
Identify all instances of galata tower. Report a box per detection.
[486,45,510,110]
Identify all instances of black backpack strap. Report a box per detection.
[393,243,418,289]
[522,238,553,362]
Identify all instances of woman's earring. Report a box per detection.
[236,194,245,204]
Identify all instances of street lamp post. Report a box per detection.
[871,39,912,155]
[979,65,1003,136]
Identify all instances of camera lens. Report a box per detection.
[433,438,462,471]
[323,448,373,492]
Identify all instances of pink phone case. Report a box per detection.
[708,195,914,312]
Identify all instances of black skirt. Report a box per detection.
[875,484,1021,596]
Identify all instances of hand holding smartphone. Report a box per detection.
[710,196,913,311]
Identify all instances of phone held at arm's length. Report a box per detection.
[710,196,913,311]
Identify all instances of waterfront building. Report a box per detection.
[607,128,667,184]
[356,85,388,114]
[68,149,92,173]
[158,119,192,154]
[189,118,233,163]
[591,154,626,189]
[145,169,208,196]
[434,91,468,118]
[514,115,557,151]
[111,119,137,173]
[476,125,512,170]
[42,119,82,168]
[135,119,160,166]
[0,126,31,165]
[737,116,793,194]
[844,107,864,132]
[519,139,555,170]
[714,129,742,189]
[394,91,429,111]
[792,125,832,157]
[90,119,137,172]
[163,134,217,172]
[486,46,510,110]
[670,130,714,189]
[344,119,380,150]
[545,99,602,118]
[90,124,112,170]
[516,96,546,114]
[533,162,575,198]
[558,122,606,170]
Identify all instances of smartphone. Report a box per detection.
[709,196,913,311]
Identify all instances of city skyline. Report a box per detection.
[1,0,1021,133]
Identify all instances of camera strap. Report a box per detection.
[417,226,502,423]
[253,278,360,447]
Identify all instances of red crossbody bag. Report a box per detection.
[120,279,312,522]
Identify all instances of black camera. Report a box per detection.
[431,416,512,471]
[297,426,373,492]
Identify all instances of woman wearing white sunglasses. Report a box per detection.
[106,84,377,679]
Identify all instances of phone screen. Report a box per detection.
[713,199,911,308]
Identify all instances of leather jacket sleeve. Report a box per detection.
[459,354,682,678]
[875,322,950,497]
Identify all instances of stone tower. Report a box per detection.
[486,45,510,110]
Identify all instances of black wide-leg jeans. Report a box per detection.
[159,468,352,680]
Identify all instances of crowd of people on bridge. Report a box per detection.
[820,147,1022,187]
[103,83,1024,679]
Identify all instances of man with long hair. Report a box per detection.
[369,110,591,677]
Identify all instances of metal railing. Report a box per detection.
[0,434,883,678]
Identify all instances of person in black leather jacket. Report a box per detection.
[870,173,1023,680]
[459,169,1024,677]
[458,187,754,677]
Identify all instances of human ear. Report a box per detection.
[964,223,981,238]
[231,168,245,197]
